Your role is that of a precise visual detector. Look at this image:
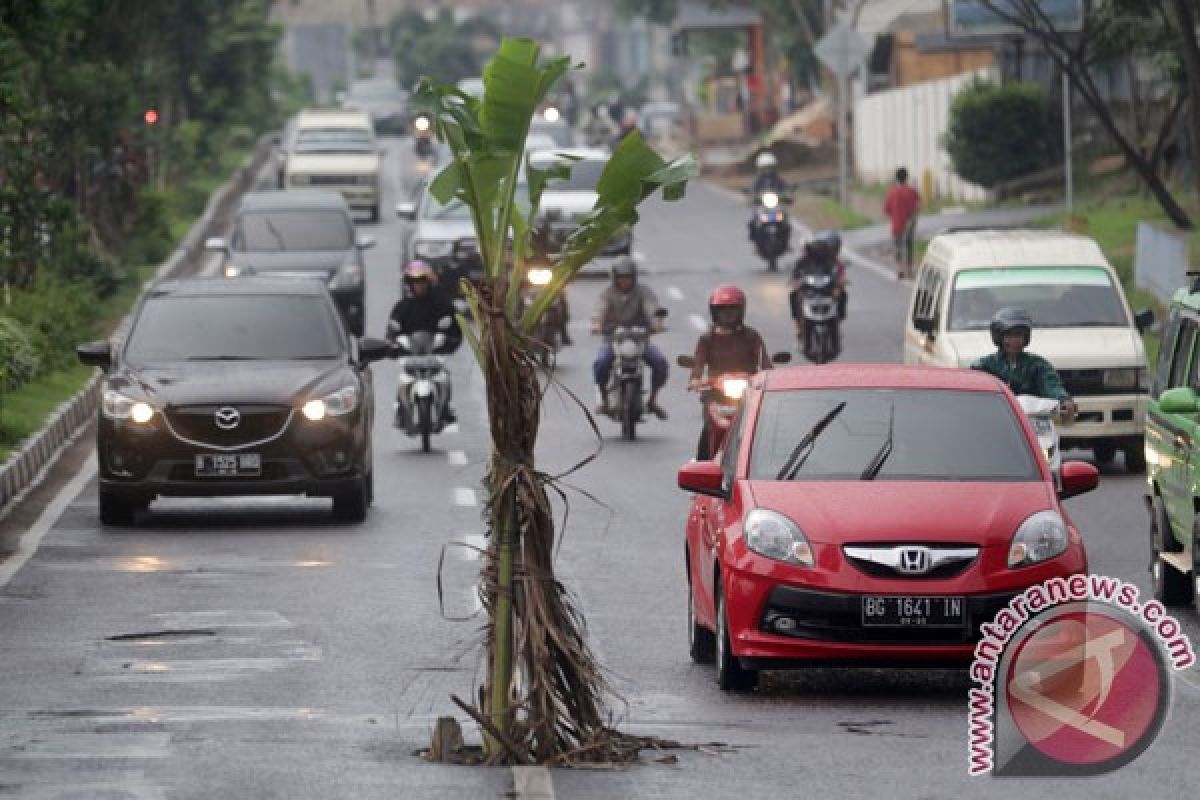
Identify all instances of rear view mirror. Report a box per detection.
[654,308,669,319]
[772,351,792,364]
[677,354,696,369]
[1159,386,1199,414]
[677,460,726,498]
[357,337,392,363]
[1135,308,1155,333]
[395,202,417,221]
[1059,460,1099,500]
[77,340,112,369]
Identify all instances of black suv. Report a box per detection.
[77,278,391,525]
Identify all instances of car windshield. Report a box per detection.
[124,294,343,364]
[530,122,573,148]
[541,158,606,192]
[237,210,353,252]
[294,127,373,154]
[422,183,530,220]
[748,389,1039,482]
[948,267,1128,330]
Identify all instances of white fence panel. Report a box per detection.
[854,70,994,204]
[1135,222,1189,304]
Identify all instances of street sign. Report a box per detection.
[949,0,1084,37]
[813,22,870,79]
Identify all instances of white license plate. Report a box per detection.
[194,453,262,477]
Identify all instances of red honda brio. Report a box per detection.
[677,365,1097,691]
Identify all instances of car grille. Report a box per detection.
[843,544,979,580]
[308,175,360,185]
[164,405,292,450]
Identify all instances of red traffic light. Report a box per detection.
[143,109,159,125]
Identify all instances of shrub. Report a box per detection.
[7,279,95,371]
[942,78,1059,189]
[0,316,40,392]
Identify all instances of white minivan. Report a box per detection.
[903,229,1155,469]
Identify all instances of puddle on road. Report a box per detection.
[6,731,171,759]
[148,610,293,630]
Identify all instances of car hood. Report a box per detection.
[228,250,349,277]
[413,218,476,243]
[541,190,598,218]
[286,153,380,174]
[944,328,1144,369]
[112,361,348,407]
[745,480,1056,547]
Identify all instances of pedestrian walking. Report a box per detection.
[884,166,920,280]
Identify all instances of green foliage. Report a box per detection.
[390,8,501,90]
[0,316,39,392]
[6,279,96,372]
[943,78,1058,189]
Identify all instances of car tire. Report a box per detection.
[1152,498,1194,606]
[332,477,369,523]
[1124,438,1147,473]
[715,585,757,692]
[688,578,715,664]
[98,490,137,526]
[366,467,375,507]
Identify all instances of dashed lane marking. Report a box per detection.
[448,450,468,466]
[453,488,477,507]
[689,314,709,333]
[667,286,685,301]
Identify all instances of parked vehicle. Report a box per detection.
[792,257,841,364]
[677,364,1097,690]
[390,328,455,453]
[205,190,374,337]
[748,189,791,272]
[602,310,667,440]
[904,229,1154,470]
[284,109,382,221]
[1143,275,1200,608]
[76,278,389,525]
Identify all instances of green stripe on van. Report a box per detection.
[955,267,1111,288]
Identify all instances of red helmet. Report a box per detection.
[708,284,746,328]
[403,260,437,285]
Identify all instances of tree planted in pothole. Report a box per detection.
[412,38,696,764]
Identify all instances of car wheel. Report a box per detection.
[1092,442,1117,464]
[332,477,369,523]
[688,578,715,664]
[715,585,757,692]
[98,490,137,526]
[1124,438,1147,473]
[1152,498,1194,606]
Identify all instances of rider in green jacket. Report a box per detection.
[971,307,1078,417]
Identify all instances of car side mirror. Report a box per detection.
[357,234,376,250]
[1159,386,1199,414]
[1135,308,1155,333]
[357,337,392,364]
[677,354,696,369]
[772,351,792,364]
[396,202,417,221]
[205,236,229,252]
[1059,460,1099,500]
[913,316,936,336]
[677,460,727,498]
[654,308,669,319]
[77,340,112,369]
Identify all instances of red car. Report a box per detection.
[677,364,1098,690]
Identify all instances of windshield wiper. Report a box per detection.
[184,355,260,361]
[775,401,847,481]
[860,403,895,481]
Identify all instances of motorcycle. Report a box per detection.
[792,262,841,364]
[521,265,568,368]
[412,112,435,160]
[603,309,668,441]
[1018,395,1063,483]
[390,325,455,453]
[748,190,792,272]
[678,352,791,460]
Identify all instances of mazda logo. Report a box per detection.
[214,406,241,430]
[897,546,932,575]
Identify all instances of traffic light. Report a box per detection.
[143,108,159,126]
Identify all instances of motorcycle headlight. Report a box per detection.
[616,338,642,359]
[721,377,749,399]
[527,267,553,287]
[757,213,769,224]
[103,389,155,424]
[744,509,814,567]
[760,192,779,209]
[223,264,242,279]
[329,262,364,289]
[413,240,453,259]
[1008,509,1068,568]
[1102,367,1141,391]
[413,115,431,132]
[302,385,359,421]
[542,106,560,123]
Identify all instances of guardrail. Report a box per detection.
[0,132,279,514]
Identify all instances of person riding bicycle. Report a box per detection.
[971,306,1077,418]
[591,255,669,418]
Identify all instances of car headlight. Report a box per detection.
[721,377,749,399]
[527,267,553,287]
[103,389,155,423]
[413,240,453,259]
[543,106,560,122]
[1102,367,1144,391]
[1008,509,1068,568]
[744,509,814,567]
[223,264,242,279]
[329,262,364,289]
[302,385,359,421]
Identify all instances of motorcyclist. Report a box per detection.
[971,307,1077,418]
[613,108,640,149]
[583,102,617,148]
[687,285,772,459]
[387,260,462,422]
[591,255,669,419]
[808,229,848,320]
[527,220,571,346]
[788,234,844,340]
[750,151,787,197]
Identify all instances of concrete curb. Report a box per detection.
[0,132,278,516]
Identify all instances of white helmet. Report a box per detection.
[755,152,777,170]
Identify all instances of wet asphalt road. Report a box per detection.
[0,139,1198,799]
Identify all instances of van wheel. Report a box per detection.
[1152,499,1193,606]
[1124,438,1146,473]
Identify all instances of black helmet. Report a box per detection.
[990,307,1033,348]
[815,229,842,257]
[803,237,831,260]
[611,255,637,284]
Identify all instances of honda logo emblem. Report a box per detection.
[214,406,241,430]
[897,546,931,575]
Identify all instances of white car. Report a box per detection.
[527,147,630,256]
[284,110,382,222]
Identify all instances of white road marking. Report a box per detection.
[448,450,468,466]
[667,286,685,301]
[0,454,98,589]
[843,246,900,282]
[512,766,556,800]
[453,488,477,507]
[689,313,709,332]
[443,423,460,435]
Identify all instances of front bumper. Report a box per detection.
[1059,392,1147,443]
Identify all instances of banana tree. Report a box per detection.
[412,38,696,764]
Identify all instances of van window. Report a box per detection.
[1168,318,1196,390]
[948,267,1129,331]
[912,267,941,324]
[1154,310,1181,396]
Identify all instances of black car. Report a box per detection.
[206,190,374,336]
[76,278,391,525]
